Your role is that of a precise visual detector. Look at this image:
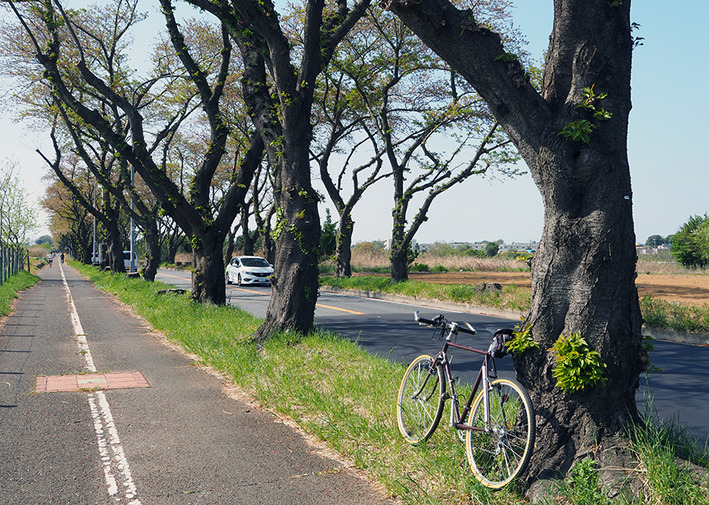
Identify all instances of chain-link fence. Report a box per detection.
[0,246,26,285]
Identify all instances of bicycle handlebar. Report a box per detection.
[414,312,442,326]
[414,311,476,335]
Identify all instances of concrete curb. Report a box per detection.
[641,326,709,347]
[319,286,709,347]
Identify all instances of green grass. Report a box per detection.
[0,270,40,316]
[640,294,709,334]
[320,275,531,313]
[70,262,708,504]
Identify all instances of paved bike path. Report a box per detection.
[0,263,394,505]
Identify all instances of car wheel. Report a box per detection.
[225,272,231,285]
[237,273,242,286]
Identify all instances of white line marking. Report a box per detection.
[59,262,142,504]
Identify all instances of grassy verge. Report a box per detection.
[71,262,708,504]
[320,275,531,313]
[0,270,41,316]
[640,295,709,334]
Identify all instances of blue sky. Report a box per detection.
[2,1,707,245]
[344,1,709,245]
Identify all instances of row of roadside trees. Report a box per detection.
[1,0,654,496]
[1,0,521,326]
[0,160,37,249]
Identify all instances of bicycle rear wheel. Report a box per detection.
[397,354,445,444]
[465,378,535,489]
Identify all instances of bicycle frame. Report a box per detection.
[425,329,497,434]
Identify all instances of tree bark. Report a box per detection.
[334,214,354,278]
[254,136,321,339]
[105,207,125,274]
[387,0,646,488]
[240,208,254,256]
[142,219,160,281]
[389,247,408,282]
[390,165,409,281]
[191,228,226,305]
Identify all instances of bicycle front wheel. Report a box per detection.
[465,378,535,489]
[397,354,445,444]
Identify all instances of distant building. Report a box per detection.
[415,240,538,254]
[384,239,417,251]
[637,244,670,255]
[499,241,538,253]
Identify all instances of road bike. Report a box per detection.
[396,312,535,489]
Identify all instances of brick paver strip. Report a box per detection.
[35,372,150,393]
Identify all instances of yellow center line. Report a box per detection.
[158,272,191,281]
[315,303,365,315]
[227,285,270,296]
[160,272,365,315]
[227,284,365,315]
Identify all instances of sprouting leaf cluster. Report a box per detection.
[576,84,612,121]
[506,318,539,355]
[558,84,612,144]
[550,332,607,393]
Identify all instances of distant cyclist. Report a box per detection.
[60,253,65,264]
[48,253,53,268]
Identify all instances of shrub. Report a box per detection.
[670,214,709,268]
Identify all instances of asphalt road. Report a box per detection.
[0,264,394,505]
[157,268,709,444]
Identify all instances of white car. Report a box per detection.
[123,250,138,271]
[225,256,274,286]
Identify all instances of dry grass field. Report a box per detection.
[350,251,709,307]
[405,270,709,307]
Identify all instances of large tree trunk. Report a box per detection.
[241,208,254,256]
[107,238,124,273]
[390,247,408,282]
[142,219,160,282]
[388,0,646,491]
[334,214,354,278]
[253,149,320,340]
[517,142,645,484]
[105,205,125,273]
[390,174,408,282]
[190,229,226,305]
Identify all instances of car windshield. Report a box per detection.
[241,257,270,267]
